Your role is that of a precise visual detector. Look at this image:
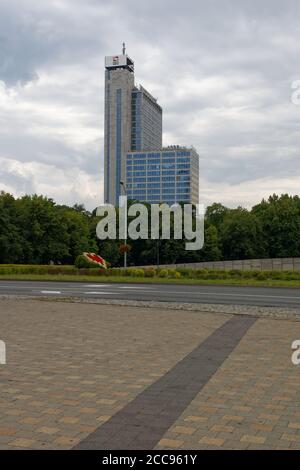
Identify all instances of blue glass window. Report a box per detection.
[177,187,190,193]
[147,152,161,158]
[148,177,160,182]
[162,187,175,194]
[147,164,160,170]
[133,190,146,195]
[148,189,161,195]
[177,163,190,169]
[162,163,175,169]
[132,165,146,170]
[132,177,146,183]
[176,151,190,157]
[162,176,175,182]
[162,152,175,158]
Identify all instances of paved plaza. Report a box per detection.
[0,298,299,450]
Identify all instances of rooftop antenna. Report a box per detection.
[122,42,126,55]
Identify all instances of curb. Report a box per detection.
[1,295,300,321]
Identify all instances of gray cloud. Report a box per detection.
[0,0,300,209]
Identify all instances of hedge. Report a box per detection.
[1,264,300,281]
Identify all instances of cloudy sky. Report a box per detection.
[1,0,300,210]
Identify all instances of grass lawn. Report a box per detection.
[0,273,300,288]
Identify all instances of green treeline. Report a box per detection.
[1,191,300,266]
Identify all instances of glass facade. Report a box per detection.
[105,82,111,202]
[131,89,142,151]
[131,86,162,152]
[126,148,199,205]
[115,89,122,202]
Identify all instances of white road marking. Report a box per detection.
[83,292,120,295]
[119,286,152,289]
[40,290,61,294]
[0,283,299,302]
[85,285,110,288]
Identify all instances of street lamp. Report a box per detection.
[120,181,127,268]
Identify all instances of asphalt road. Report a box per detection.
[0,280,299,308]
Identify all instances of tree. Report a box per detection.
[0,192,24,263]
[206,203,229,230]
[252,194,300,257]
[1,192,299,266]
[15,195,70,264]
[220,208,266,260]
[201,224,222,261]
[61,209,97,263]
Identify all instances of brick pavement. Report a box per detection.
[156,317,300,450]
[0,298,299,449]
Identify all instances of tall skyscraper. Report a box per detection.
[104,44,162,205]
[104,44,199,206]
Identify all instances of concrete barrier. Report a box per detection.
[139,257,300,271]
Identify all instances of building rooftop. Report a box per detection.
[105,43,134,72]
[127,146,198,154]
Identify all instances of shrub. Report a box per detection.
[135,268,145,277]
[176,268,188,278]
[282,270,300,280]
[144,267,156,277]
[166,269,174,277]
[195,269,209,279]
[167,269,179,278]
[0,264,77,275]
[130,268,138,276]
[255,272,269,280]
[269,271,285,280]
[158,269,168,278]
[211,270,229,279]
[111,268,123,276]
[240,270,255,279]
[228,269,243,278]
[128,268,145,277]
